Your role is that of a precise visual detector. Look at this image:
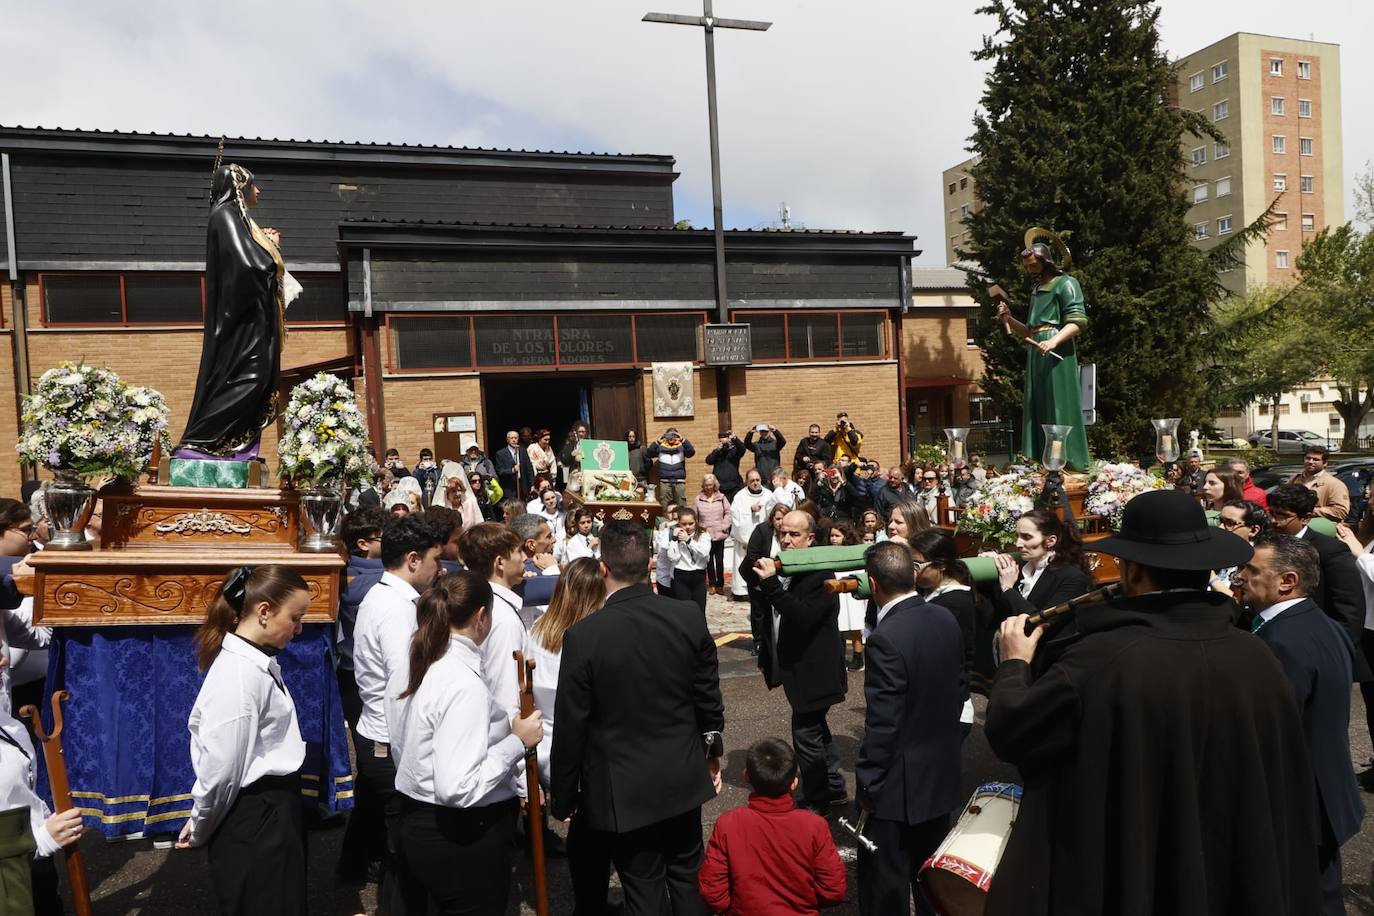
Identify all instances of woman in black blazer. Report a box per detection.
[991,509,1095,671]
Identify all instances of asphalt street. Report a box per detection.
[53,638,1374,914]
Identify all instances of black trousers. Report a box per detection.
[572,808,708,916]
[671,569,708,613]
[857,812,950,916]
[343,732,402,905]
[1359,631,1374,750]
[207,774,306,916]
[705,539,726,588]
[568,811,614,916]
[392,795,518,916]
[790,707,845,809]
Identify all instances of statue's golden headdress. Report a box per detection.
[1022,227,1072,271]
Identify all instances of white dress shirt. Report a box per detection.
[390,634,525,809]
[527,637,561,789]
[1257,597,1307,626]
[186,634,305,845]
[560,532,599,564]
[876,591,918,628]
[353,571,421,744]
[667,531,712,572]
[1354,543,1374,630]
[0,714,59,856]
[1,600,50,719]
[654,527,676,587]
[483,581,529,724]
[1018,553,1054,598]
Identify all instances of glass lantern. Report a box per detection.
[1041,424,1072,472]
[943,427,970,469]
[1152,418,1181,464]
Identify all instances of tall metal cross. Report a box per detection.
[644,2,770,325]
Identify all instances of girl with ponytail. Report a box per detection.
[387,571,543,915]
[178,564,311,916]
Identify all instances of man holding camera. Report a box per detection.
[707,432,747,502]
[646,427,696,509]
[826,413,863,464]
[745,424,787,483]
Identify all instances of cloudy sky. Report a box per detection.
[3,0,1369,263]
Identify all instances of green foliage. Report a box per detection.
[960,0,1241,458]
[911,441,948,466]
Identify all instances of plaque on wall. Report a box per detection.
[704,323,752,366]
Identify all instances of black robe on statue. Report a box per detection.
[983,590,1321,916]
[176,165,282,456]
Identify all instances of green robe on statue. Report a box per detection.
[1022,274,1091,470]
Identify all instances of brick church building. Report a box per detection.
[0,126,919,496]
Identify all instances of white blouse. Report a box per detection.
[390,634,526,809]
[667,530,713,572]
[186,634,305,845]
[0,715,59,856]
[527,637,561,790]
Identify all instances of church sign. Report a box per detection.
[703,323,752,366]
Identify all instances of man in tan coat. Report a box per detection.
[1289,445,1350,522]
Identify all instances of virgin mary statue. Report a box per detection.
[174,163,285,458]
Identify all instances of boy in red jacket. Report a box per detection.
[699,738,847,914]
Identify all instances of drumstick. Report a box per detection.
[20,691,94,916]
[514,651,549,916]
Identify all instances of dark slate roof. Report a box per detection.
[0,125,677,177]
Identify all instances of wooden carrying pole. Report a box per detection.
[514,651,549,916]
[20,690,94,916]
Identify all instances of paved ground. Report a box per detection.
[56,631,1374,914]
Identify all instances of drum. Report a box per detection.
[918,782,1022,916]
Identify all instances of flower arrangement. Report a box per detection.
[955,463,1044,547]
[16,362,171,480]
[582,470,640,502]
[278,372,371,489]
[1085,461,1166,530]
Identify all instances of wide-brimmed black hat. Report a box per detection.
[1091,489,1253,571]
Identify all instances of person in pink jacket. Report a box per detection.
[694,475,732,596]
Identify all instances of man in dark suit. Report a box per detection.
[552,521,724,916]
[855,540,963,916]
[1238,534,1364,916]
[1267,484,1372,683]
[493,428,535,502]
[752,510,848,814]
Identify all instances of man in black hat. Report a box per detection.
[983,489,1321,916]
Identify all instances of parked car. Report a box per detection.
[1250,464,1301,491]
[1247,429,1341,454]
[1333,458,1374,524]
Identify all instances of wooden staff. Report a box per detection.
[514,650,549,916]
[825,577,864,594]
[20,691,94,916]
[1026,583,1121,629]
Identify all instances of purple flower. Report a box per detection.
[48,450,61,466]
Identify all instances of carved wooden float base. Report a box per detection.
[23,549,344,627]
[99,483,302,552]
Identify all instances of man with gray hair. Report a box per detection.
[511,512,559,625]
[1223,456,1269,508]
[1237,534,1363,916]
[854,540,962,916]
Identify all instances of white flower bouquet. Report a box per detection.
[955,463,1044,547]
[1085,461,1165,530]
[278,372,371,488]
[16,362,171,480]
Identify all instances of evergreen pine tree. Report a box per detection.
[961,0,1241,459]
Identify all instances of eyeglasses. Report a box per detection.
[1268,510,1299,523]
[1217,518,1246,530]
[913,560,935,572]
[922,476,937,482]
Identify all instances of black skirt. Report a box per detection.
[206,773,306,916]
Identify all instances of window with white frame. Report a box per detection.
[1193,184,1208,204]
[1271,97,1285,115]
[1212,100,1229,121]
[1191,146,1207,166]
[1272,136,1286,154]
[1302,213,1315,231]
[1276,250,1290,269]
[1300,175,1315,193]
[1274,173,1288,192]
[960,204,970,218]
[1218,216,1233,235]
[1215,141,1231,159]
[1297,61,1311,79]
[1298,99,1312,118]
[1216,176,1232,197]
[1194,222,1209,240]
[1189,72,1204,92]
[1300,137,1313,156]
[1212,61,1229,82]
[1269,58,1283,76]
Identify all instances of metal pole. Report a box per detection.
[702,0,729,325]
